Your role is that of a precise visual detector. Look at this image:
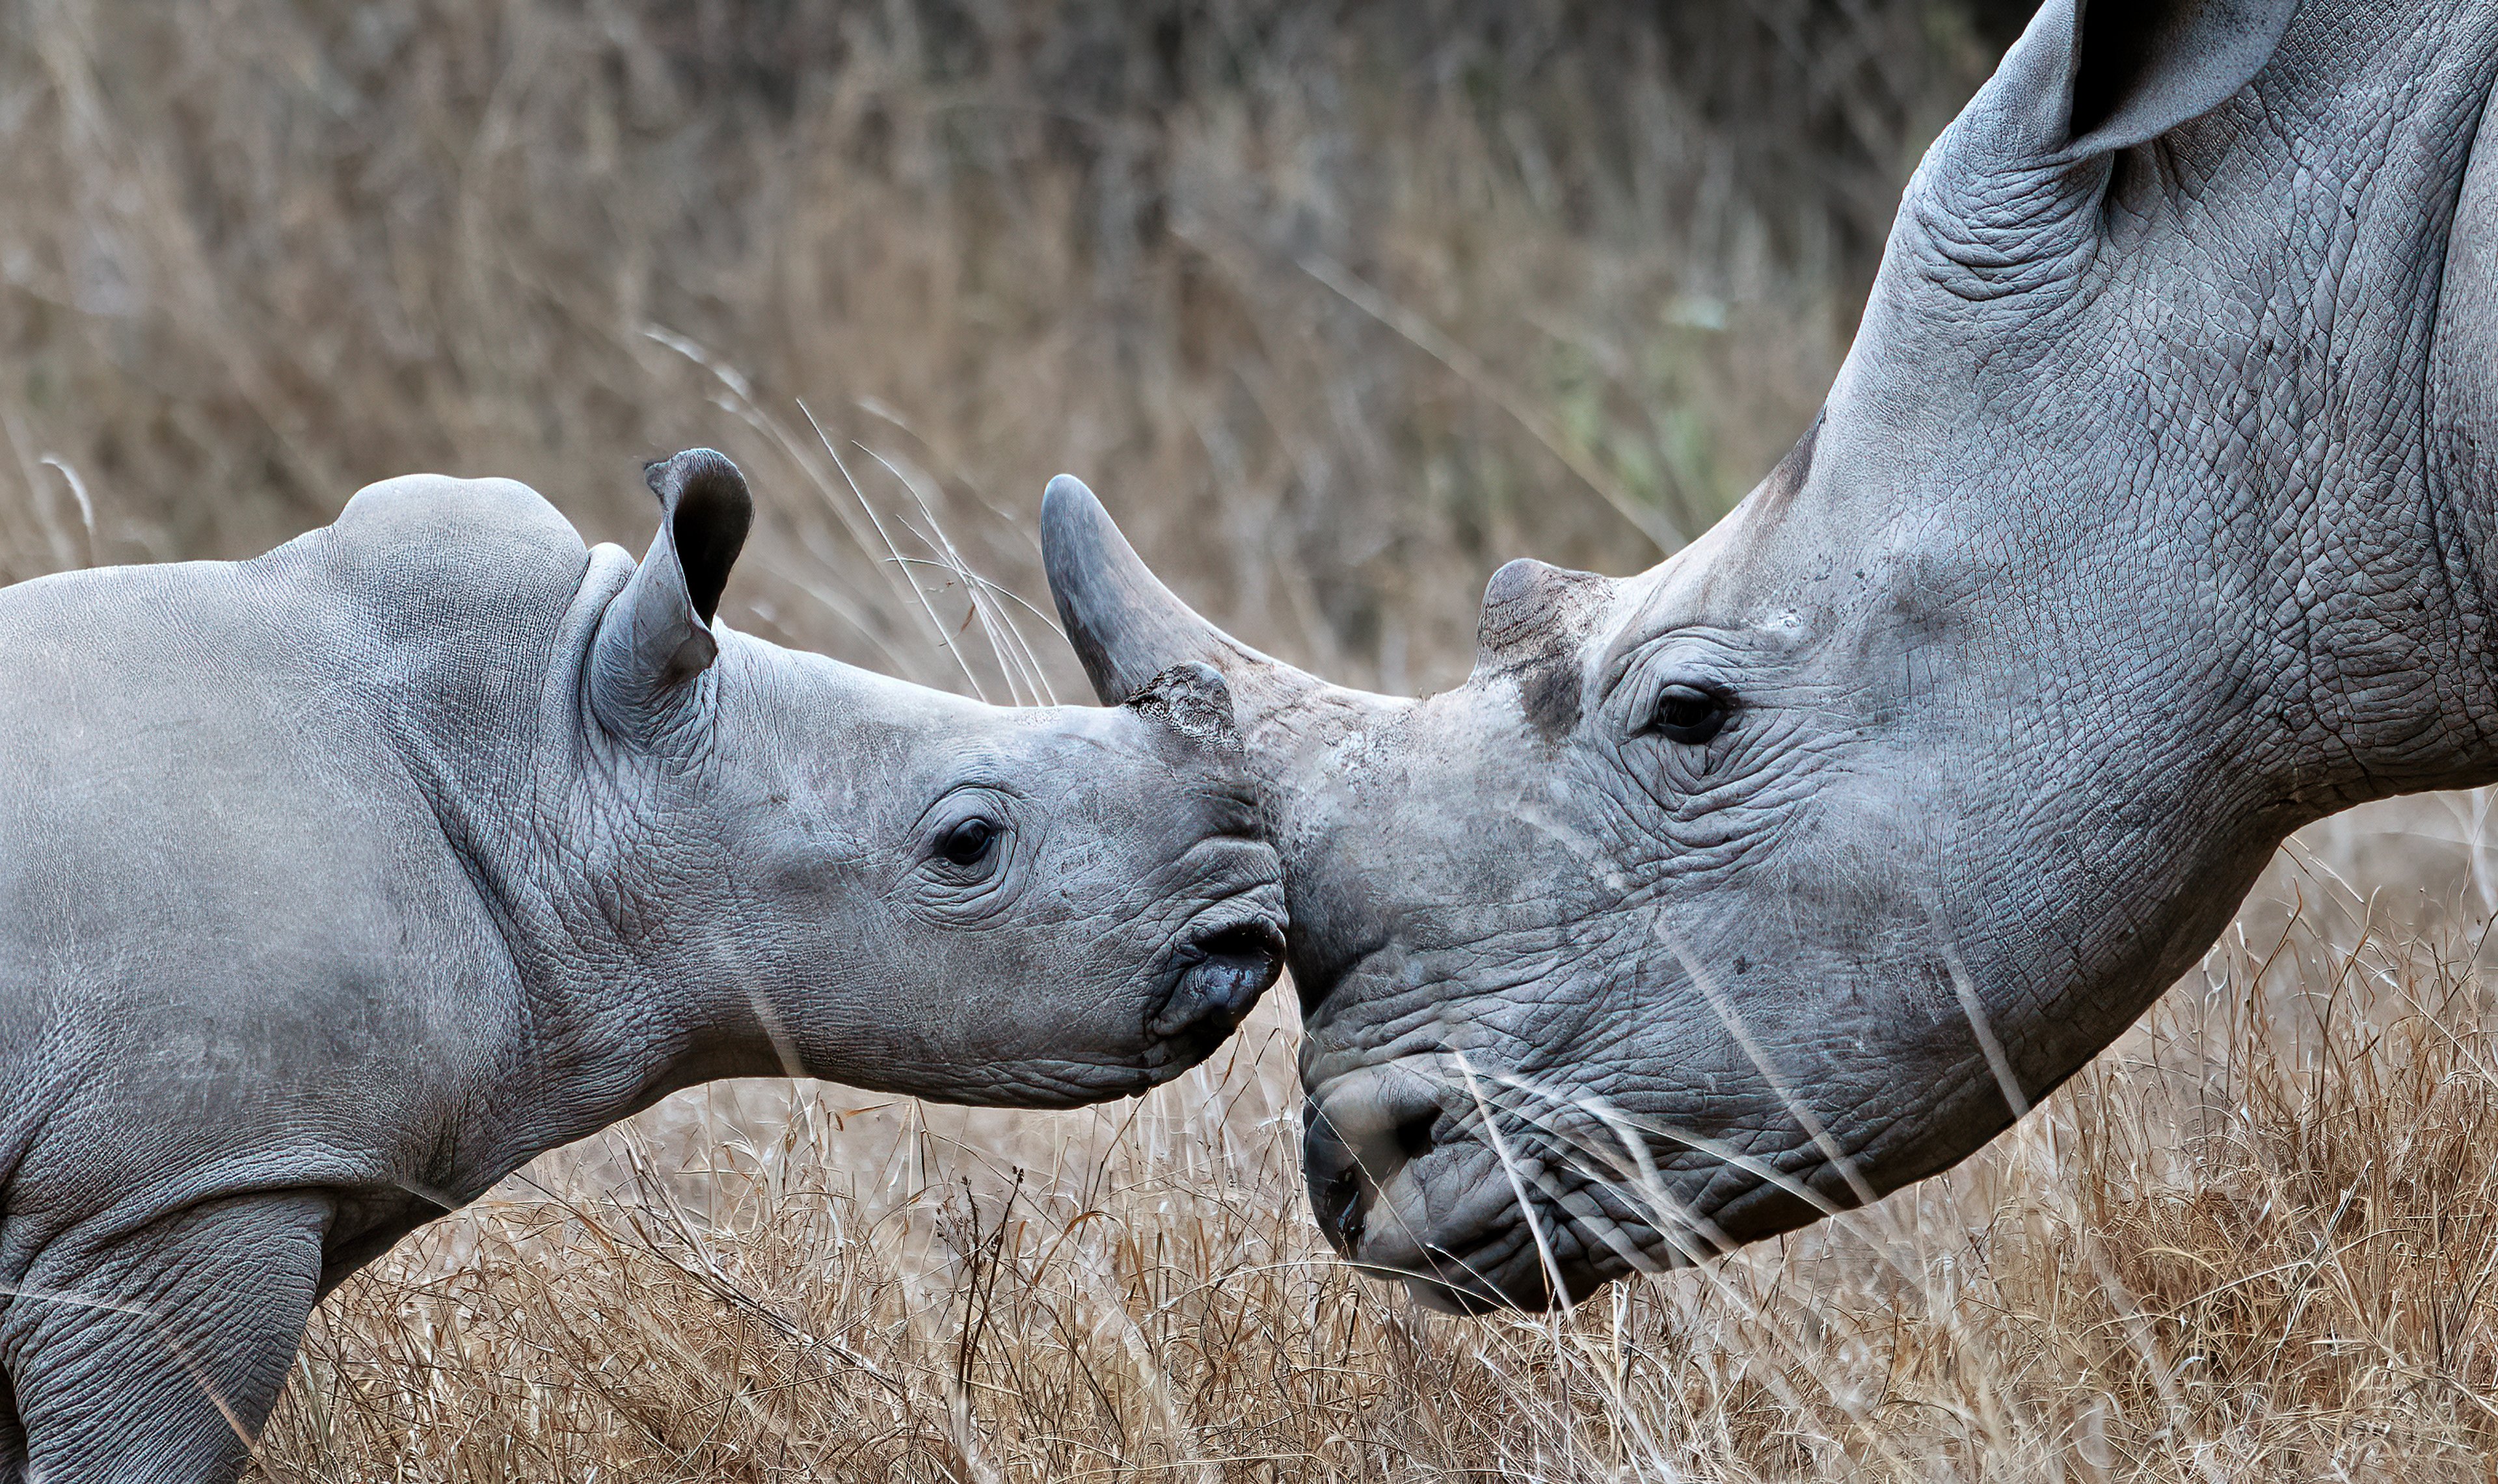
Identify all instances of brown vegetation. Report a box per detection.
[0,0,1996,691]
[12,2,2498,1479]
[258,845,2498,1481]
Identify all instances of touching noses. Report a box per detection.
[1113,657,1289,1061]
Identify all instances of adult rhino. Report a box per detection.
[1045,0,2498,1312]
[0,449,1283,1480]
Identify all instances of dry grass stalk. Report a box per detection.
[0,0,1996,693]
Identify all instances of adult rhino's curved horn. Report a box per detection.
[1042,475,1337,718]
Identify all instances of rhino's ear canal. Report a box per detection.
[589,447,754,743]
[653,449,751,627]
[2039,0,2298,157]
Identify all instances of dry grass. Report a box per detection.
[242,829,2498,1483]
[14,2,2498,1479]
[0,0,1996,693]
[259,378,2498,1481]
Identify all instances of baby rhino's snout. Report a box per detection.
[1150,917,1287,1056]
[1124,661,1287,1062]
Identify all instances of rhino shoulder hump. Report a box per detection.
[329,473,585,560]
[301,473,592,618]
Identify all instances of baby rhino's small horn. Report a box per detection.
[1124,661,1246,763]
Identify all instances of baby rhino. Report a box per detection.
[0,450,1285,1481]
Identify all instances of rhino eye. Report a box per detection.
[937,817,999,868]
[1652,684,1730,745]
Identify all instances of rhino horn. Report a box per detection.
[1042,475,1345,726]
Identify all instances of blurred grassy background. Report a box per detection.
[29,4,2498,1480]
[0,0,2019,693]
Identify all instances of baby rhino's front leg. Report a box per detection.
[3,1192,330,1484]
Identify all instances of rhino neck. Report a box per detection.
[1854,2,2498,817]
[546,641,848,1145]
[399,554,823,1189]
[2426,26,2498,797]
[2239,1,2498,807]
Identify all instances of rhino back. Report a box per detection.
[0,475,593,1256]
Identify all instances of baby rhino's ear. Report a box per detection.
[589,447,754,744]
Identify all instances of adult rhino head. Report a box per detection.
[1047,0,2498,1310]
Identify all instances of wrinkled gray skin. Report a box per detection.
[0,449,1283,1481]
[1045,0,2498,1314]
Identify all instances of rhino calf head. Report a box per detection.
[1046,0,2498,1311]
[576,449,1289,1106]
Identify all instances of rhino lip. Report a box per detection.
[1336,1211,1572,1312]
[1401,1272,1527,1316]
[1145,916,1287,1048]
[1375,1231,1580,1314]
[1302,1057,1668,1311]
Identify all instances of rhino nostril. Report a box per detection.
[1302,1069,1449,1258]
[1190,921,1283,970]
[1302,1099,1370,1254]
[1148,920,1285,1043]
[1323,1169,1365,1251]
[1395,1107,1440,1160]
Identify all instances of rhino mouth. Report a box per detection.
[1144,915,1287,1062]
[1321,1145,1674,1312]
[1302,1055,1728,1310]
[1380,1171,1684,1314]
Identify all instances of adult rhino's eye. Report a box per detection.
[937,817,999,868]
[1653,684,1730,745]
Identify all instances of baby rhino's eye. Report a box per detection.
[937,817,999,867]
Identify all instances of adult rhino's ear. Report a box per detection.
[1996,0,2298,161]
[1922,0,2296,287]
[589,447,753,743]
